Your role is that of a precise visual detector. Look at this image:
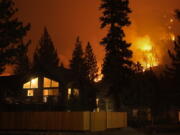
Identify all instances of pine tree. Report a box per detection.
[84,42,98,110]
[167,37,180,81]
[166,37,180,107]
[100,0,133,110]
[84,42,98,82]
[162,9,180,110]
[70,37,86,78]
[70,37,96,110]
[33,27,59,74]
[69,37,85,110]
[13,40,31,76]
[166,10,180,95]
[0,0,30,74]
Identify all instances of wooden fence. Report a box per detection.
[0,112,127,131]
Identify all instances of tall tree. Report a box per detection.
[0,0,30,74]
[69,37,86,110]
[167,37,180,81]
[70,37,97,110]
[84,42,98,82]
[13,41,31,75]
[100,0,133,110]
[33,27,59,74]
[164,10,180,107]
[165,37,180,106]
[70,37,86,78]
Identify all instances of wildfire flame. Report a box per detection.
[94,65,103,83]
[94,73,103,83]
[132,35,159,70]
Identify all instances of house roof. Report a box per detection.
[22,67,75,84]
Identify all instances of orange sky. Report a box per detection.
[4,0,180,75]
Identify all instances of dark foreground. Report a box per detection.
[0,128,180,135]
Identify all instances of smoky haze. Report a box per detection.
[4,0,180,75]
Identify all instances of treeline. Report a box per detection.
[0,0,180,118]
[99,0,180,123]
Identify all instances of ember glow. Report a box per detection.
[94,71,103,83]
[170,33,176,41]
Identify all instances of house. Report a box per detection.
[20,67,83,107]
[0,67,98,111]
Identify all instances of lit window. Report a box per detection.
[27,90,34,96]
[43,90,49,96]
[48,90,54,96]
[68,88,72,96]
[31,78,38,88]
[43,77,59,88]
[44,77,51,87]
[73,89,79,96]
[52,80,59,87]
[23,82,30,89]
[23,77,38,89]
[43,89,59,96]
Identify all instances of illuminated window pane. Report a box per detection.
[43,90,49,96]
[44,77,51,87]
[68,88,72,95]
[73,89,79,96]
[48,90,54,96]
[27,90,34,96]
[52,80,59,87]
[43,89,59,96]
[31,78,38,88]
[23,81,30,89]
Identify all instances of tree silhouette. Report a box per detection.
[167,38,180,80]
[69,37,87,110]
[164,10,180,107]
[165,37,180,106]
[175,9,180,20]
[69,38,97,110]
[13,41,31,76]
[70,37,87,78]
[84,42,98,82]
[100,0,133,110]
[0,0,30,74]
[33,27,59,74]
